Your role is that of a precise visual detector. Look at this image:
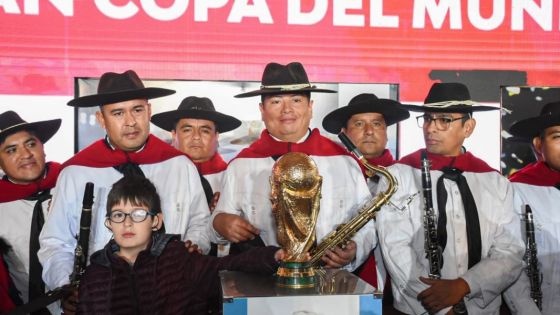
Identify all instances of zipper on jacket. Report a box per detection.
[127,265,140,315]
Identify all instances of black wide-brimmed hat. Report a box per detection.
[0,111,61,143]
[151,96,241,133]
[235,62,336,98]
[509,101,560,138]
[402,82,498,113]
[322,93,410,134]
[67,70,175,107]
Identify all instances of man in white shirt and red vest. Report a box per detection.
[376,83,525,314]
[38,70,210,313]
[210,62,374,269]
[322,93,409,303]
[0,111,62,314]
[503,101,560,315]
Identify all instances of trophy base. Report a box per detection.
[275,261,316,289]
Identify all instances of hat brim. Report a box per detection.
[0,119,61,144]
[401,103,498,113]
[235,87,336,98]
[151,109,242,133]
[509,114,560,138]
[322,100,410,134]
[68,87,176,107]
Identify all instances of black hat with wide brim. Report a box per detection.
[402,82,498,113]
[509,101,560,138]
[151,96,241,133]
[322,93,410,134]
[67,70,175,107]
[0,111,61,143]
[235,62,336,98]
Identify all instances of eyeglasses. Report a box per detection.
[108,209,156,223]
[416,114,468,131]
[349,120,386,130]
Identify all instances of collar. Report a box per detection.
[366,149,395,168]
[398,149,495,173]
[64,134,184,168]
[0,162,62,203]
[194,153,227,175]
[104,135,146,153]
[268,128,311,144]
[509,161,560,187]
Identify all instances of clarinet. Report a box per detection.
[524,205,543,311]
[5,182,94,315]
[420,151,468,314]
[69,182,94,287]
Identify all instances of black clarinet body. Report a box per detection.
[420,151,468,315]
[69,182,94,287]
[524,205,543,311]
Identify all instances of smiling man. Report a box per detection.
[376,83,525,314]
[0,111,62,314]
[38,70,210,314]
[210,62,374,270]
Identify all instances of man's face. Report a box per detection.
[421,112,475,156]
[534,126,560,171]
[342,112,388,159]
[96,99,151,152]
[260,94,313,142]
[0,130,46,184]
[172,118,218,163]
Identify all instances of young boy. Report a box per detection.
[77,176,284,314]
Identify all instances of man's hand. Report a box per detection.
[61,286,79,315]
[321,240,357,268]
[213,213,260,243]
[417,277,470,314]
[184,240,202,254]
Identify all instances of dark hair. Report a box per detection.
[260,92,311,104]
[460,112,472,126]
[106,176,162,217]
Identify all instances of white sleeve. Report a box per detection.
[460,179,525,307]
[182,160,211,254]
[38,169,78,289]
[209,161,243,243]
[376,166,433,314]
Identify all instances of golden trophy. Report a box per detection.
[270,152,322,288]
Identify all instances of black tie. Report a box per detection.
[436,167,482,269]
[113,162,145,178]
[25,190,52,315]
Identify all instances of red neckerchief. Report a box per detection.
[509,161,560,187]
[399,149,496,173]
[0,256,15,313]
[0,162,62,203]
[234,129,350,159]
[195,153,227,175]
[366,149,395,167]
[63,134,184,168]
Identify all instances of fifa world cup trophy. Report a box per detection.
[270,152,322,288]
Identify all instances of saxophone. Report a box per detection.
[524,205,543,311]
[421,151,467,315]
[306,132,397,266]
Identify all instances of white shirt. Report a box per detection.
[377,163,525,314]
[38,155,210,289]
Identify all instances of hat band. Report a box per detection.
[260,83,313,90]
[0,122,27,134]
[423,100,478,108]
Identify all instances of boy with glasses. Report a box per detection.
[77,176,285,314]
[375,83,525,314]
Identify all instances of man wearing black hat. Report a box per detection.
[0,111,62,314]
[151,96,241,200]
[376,83,525,314]
[322,93,409,296]
[503,101,560,315]
[38,71,211,306]
[210,62,374,269]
